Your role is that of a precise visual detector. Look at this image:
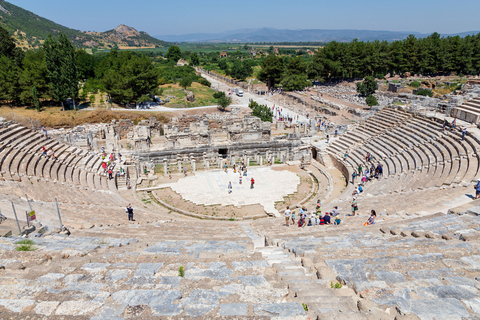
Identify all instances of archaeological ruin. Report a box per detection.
[1,74,480,320]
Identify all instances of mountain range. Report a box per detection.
[0,0,167,49]
[155,28,480,43]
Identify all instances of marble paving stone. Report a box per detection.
[219,303,248,316]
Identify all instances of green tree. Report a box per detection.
[179,77,193,90]
[75,49,96,80]
[249,100,273,122]
[0,56,20,103]
[31,86,40,111]
[218,59,228,71]
[0,26,16,59]
[166,45,182,62]
[217,94,232,111]
[356,76,377,97]
[99,51,159,103]
[43,33,78,110]
[282,57,310,91]
[213,91,225,99]
[230,60,252,80]
[19,50,51,104]
[190,52,199,66]
[365,95,378,106]
[258,55,284,89]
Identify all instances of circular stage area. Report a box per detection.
[157,167,301,217]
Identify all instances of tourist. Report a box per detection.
[126,178,131,189]
[352,172,357,184]
[239,174,242,185]
[353,186,359,196]
[310,211,318,225]
[184,166,187,177]
[358,165,363,175]
[110,153,114,162]
[126,204,134,221]
[443,118,449,131]
[451,118,457,131]
[326,135,329,143]
[364,210,376,226]
[351,197,358,216]
[118,152,122,163]
[358,184,363,193]
[291,210,296,225]
[474,180,480,199]
[335,129,338,137]
[462,127,467,141]
[233,164,236,173]
[49,148,56,160]
[41,146,47,156]
[344,152,348,161]
[224,163,228,173]
[284,206,291,226]
[108,167,113,180]
[324,212,331,224]
[331,206,339,217]
[42,126,48,138]
[144,166,148,175]
[316,199,322,213]
[228,181,232,194]
[168,171,172,179]
[334,216,341,225]
[250,177,255,189]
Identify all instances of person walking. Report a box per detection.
[462,127,467,141]
[228,181,232,194]
[250,177,255,189]
[42,126,48,138]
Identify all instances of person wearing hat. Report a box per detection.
[351,197,358,216]
[324,212,331,224]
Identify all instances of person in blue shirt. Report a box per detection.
[475,180,480,199]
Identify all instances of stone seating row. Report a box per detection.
[0,124,110,192]
[268,213,480,320]
[328,108,480,196]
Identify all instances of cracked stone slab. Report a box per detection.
[150,303,183,316]
[37,273,65,282]
[34,301,60,316]
[255,303,306,317]
[0,299,35,313]
[112,289,181,306]
[237,275,267,287]
[55,300,103,316]
[134,263,164,277]
[81,263,111,273]
[220,303,248,316]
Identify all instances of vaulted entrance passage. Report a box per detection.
[218,148,228,158]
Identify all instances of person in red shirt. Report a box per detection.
[250,178,255,189]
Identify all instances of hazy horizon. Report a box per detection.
[5,0,480,36]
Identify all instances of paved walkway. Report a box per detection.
[155,167,300,217]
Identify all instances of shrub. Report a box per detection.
[415,88,433,97]
[178,266,185,277]
[410,81,421,88]
[197,77,211,87]
[213,91,225,99]
[366,95,379,106]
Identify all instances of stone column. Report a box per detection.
[178,161,182,173]
[272,155,275,165]
[246,157,249,166]
[259,156,263,166]
[230,155,235,166]
[192,159,196,172]
[163,159,168,177]
[206,159,209,170]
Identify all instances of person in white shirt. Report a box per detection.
[284,206,291,226]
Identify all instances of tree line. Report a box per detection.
[0,28,204,108]
[259,32,480,90]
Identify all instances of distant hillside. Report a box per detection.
[156,27,480,43]
[0,0,168,49]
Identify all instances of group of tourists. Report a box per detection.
[225,161,255,193]
[41,146,56,160]
[284,200,342,227]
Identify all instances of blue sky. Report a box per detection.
[8,0,480,35]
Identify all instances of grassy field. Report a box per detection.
[161,82,217,108]
[0,106,169,128]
